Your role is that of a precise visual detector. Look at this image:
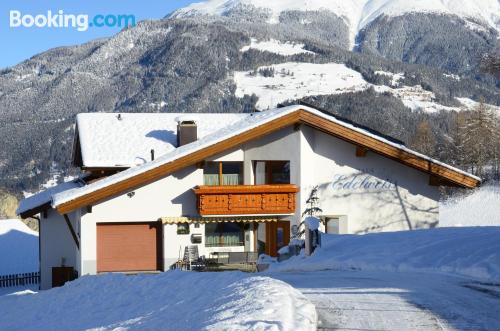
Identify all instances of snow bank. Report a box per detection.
[272,227,500,282]
[440,185,500,226]
[0,219,38,274]
[0,271,316,331]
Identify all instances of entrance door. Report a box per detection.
[265,221,290,257]
[96,222,162,272]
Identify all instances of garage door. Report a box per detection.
[97,222,162,272]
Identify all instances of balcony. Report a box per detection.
[193,185,299,216]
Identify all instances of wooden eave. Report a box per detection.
[55,109,480,214]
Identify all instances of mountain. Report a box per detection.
[171,0,500,48]
[0,0,499,195]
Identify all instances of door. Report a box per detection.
[265,221,290,257]
[96,222,162,272]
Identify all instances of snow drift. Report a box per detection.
[440,185,500,227]
[272,227,500,282]
[0,219,38,275]
[0,271,317,331]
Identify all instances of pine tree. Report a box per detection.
[410,119,436,156]
[302,186,323,217]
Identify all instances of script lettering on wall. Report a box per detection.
[330,169,397,191]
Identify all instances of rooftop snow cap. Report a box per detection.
[176,115,199,147]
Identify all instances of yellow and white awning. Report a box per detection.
[159,216,282,224]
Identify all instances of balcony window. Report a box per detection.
[205,223,244,247]
[254,161,290,184]
[203,161,243,186]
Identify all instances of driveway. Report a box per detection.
[270,270,500,331]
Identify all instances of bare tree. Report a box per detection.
[456,100,499,177]
[410,119,436,156]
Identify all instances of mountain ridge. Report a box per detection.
[170,0,500,47]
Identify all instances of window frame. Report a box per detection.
[203,161,243,186]
[253,160,291,185]
[204,222,245,247]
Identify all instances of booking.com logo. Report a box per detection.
[9,10,136,32]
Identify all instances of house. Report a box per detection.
[17,105,480,289]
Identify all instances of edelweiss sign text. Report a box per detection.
[331,173,397,191]
[9,10,135,32]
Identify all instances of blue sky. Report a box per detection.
[0,0,199,68]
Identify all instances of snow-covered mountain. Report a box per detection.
[0,0,498,194]
[171,0,500,47]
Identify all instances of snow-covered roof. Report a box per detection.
[16,180,83,217]
[52,105,480,210]
[76,113,249,168]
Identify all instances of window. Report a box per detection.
[205,223,244,247]
[254,161,290,184]
[322,216,348,234]
[203,162,220,185]
[203,161,243,186]
[325,218,339,234]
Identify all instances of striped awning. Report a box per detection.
[159,216,280,224]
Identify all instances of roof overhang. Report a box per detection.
[18,202,51,219]
[53,107,481,215]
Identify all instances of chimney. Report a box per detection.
[175,116,198,147]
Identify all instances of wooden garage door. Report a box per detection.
[97,222,162,272]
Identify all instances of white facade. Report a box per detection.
[300,126,439,234]
[39,124,439,289]
[39,209,80,290]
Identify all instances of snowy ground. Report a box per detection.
[234,62,368,109]
[272,228,500,282]
[267,227,500,330]
[440,184,500,226]
[240,38,314,56]
[0,219,38,274]
[271,270,500,331]
[0,271,316,331]
[233,62,500,113]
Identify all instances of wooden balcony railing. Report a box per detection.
[193,185,299,216]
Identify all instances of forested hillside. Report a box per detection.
[0,1,498,197]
